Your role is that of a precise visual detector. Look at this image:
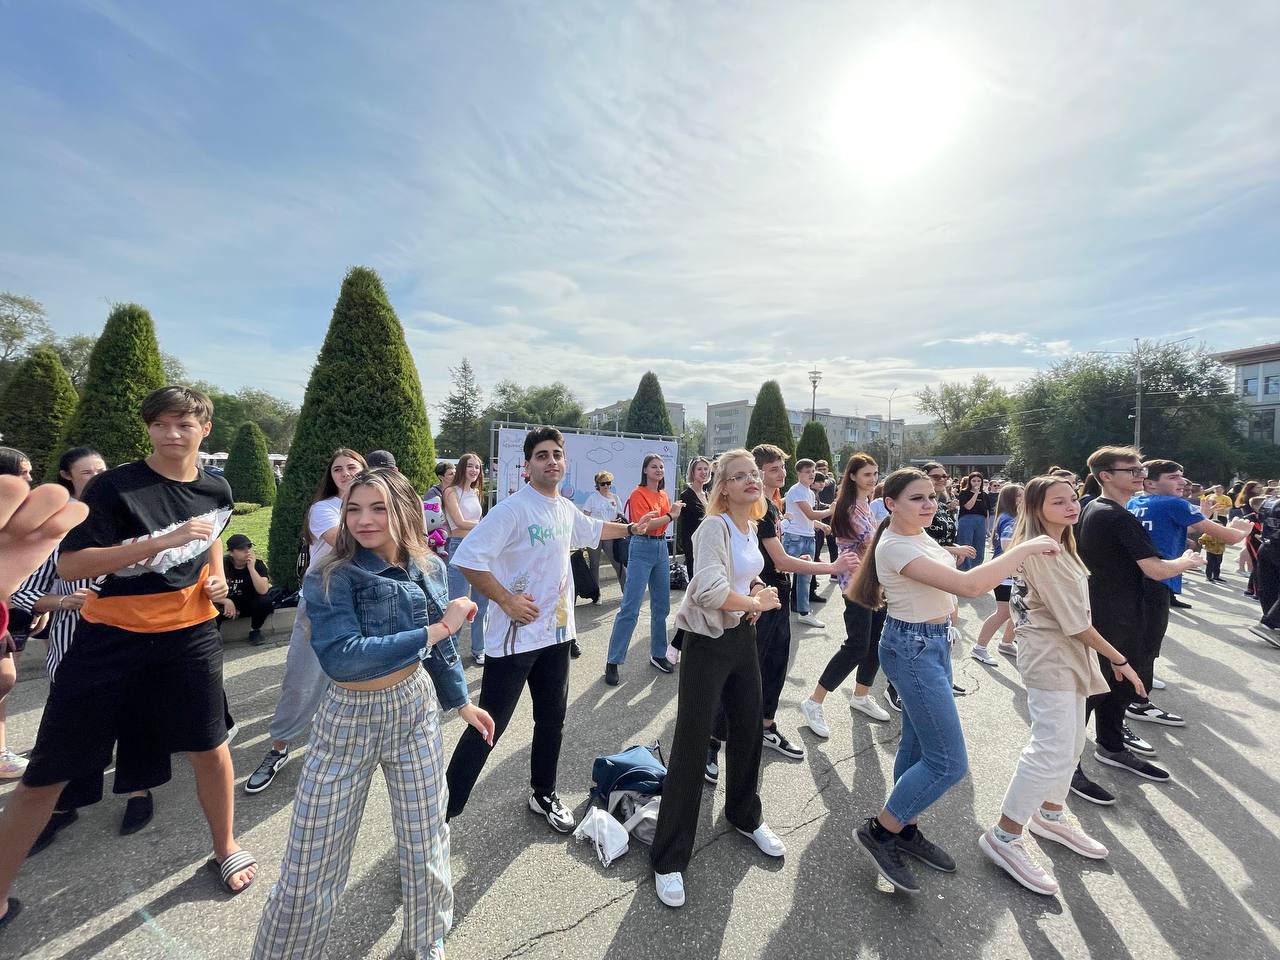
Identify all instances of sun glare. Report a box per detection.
[828,37,974,183]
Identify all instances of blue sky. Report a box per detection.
[3,1,1278,424]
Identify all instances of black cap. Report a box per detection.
[366,450,397,469]
[227,534,252,550]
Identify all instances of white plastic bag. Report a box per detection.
[573,807,629,867]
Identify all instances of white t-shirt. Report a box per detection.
[782,483,817,537]
[874,528,957,623]
[582,491,624,521]
[451,483,603,658]
[307,496,342,569]
[723,516,765,597]
[446,488,483,536]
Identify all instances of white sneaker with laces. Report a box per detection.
[799,698,830,738]
[1029,810,1108,859]
[797,613,825,628]
[970,645,998,666]
[979,828,1058,895]
[0,749,28,780]
[1151,677,1167,690]
[655,871,685,907]
[850,694,891,722]
[737,822,786,857]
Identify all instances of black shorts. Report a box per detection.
[993,583,1012,603]
[23,618,226,788]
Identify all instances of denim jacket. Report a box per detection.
[303,547,468,708]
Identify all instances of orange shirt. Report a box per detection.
[627,486,672,536]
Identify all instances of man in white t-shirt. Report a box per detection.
[445,426,662,833]
[780,459,833,627]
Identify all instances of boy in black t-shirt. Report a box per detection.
[0,387,257,933]
[220,533,276,645]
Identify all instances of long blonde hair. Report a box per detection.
[706,449,767,522]
[1014,476,1086,571]
[320,468,439,591]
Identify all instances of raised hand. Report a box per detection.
[0,478,89,599]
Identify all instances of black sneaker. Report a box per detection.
[1122,723,1156,756]
[855,819,920,893]
[951,682,966,696]
[569,640,582,659]
[528,791,575,833]
[762,725,805,760]
[1069,768,1116,805]
[604,663,620,686]
[1170,596,1192,609]
[649,655,675,674]
[704,743,720,785]
[29,808,78,856]
[1125,702,1185,726]
[245,747,290,794]
[1093,747,1170,782]
[884,686,903,713]
[120,791,154,835]
[809,593,827,604]
[247,629,266,646]
[896,826,957,872]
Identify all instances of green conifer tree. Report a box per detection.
[224,421,277,505]
[746,380,797,484]
[796,420,834,471]
[624,372,676,436]
[0,345,78,479]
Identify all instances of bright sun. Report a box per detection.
[828,36,974,183]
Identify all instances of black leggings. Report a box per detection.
[446,640,570,818]
[817,598,885,692]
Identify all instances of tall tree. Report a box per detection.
[795,420,834,468]
[58,303,166,467]
[915,375,1014,456]
[200,386,300,454]
[53,334,98,390]
[625,371,676,436]
[435,358,487,458]
[680,418,707,468]
[481,380,585,430]
[0,345,78,478]
[224,421,277,505]
[269,267,435,590]
[0,292,53,362]
[746,380,797,483]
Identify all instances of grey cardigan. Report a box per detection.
[674,514,761,639]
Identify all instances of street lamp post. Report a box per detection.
[809,367,823,422]
[867,388,900,471]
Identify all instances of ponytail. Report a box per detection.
[846,516,891,609]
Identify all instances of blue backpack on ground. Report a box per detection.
[591,742,666,802]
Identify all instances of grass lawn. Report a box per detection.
[221,504,273,560]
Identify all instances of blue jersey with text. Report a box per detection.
[1126,494,1204,593]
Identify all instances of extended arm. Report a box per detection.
[901,538,1059,598]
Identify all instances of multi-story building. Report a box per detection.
[706,400,904,460]
[584,399,686,436]
[1214,341,1280,445]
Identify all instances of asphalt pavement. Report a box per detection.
[2,558,1278,960]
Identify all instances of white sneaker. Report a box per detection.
[797,613,825,628]
[970,645,998,666]
[978,829,1058,895]
[737,822,786,857]
[850,694,891,722]
[1029,810,1109,860]
[1151,677,1167,690]
[799,698,830,738]
[997,641,1018,657]
[0,749,28,780]
[655,871,685,907]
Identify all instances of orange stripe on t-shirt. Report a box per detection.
[81,568,218,634]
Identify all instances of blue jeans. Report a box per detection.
[606,536,671,664]
[877,617,968,824]
[956,515,987,571]
[782,534,816,614]
[446,537,489,658]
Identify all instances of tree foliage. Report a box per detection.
[680,418,706,468]
[0,292,53,363]
[481,380,585,431]
[58,303,166,468]
[625,371,676,436]
[199,386,300,454]
[269,267,435,590]
[746,380,797,484]
[796,420,833,469]
[0,345,78,478]
[915,375,1014,456]
[53,334,98,390]
[435,358,487,458]
[224,421,277,505]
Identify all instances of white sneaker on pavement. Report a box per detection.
[737,823,786,857]
[970,645,998,666]
[799,698,830,738]
[655,871,685,907]
[850,694,891,722]
[797,613,825,628]
[1029,810,1108,859]
[979,828,1058,895]
[0,749,28,779]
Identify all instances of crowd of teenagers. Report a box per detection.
[0,387,1278,957]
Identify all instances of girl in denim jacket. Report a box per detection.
[253,469,495,960]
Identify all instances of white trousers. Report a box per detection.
[1000,686,1086,826]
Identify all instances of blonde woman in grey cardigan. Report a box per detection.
[649,449,785,909]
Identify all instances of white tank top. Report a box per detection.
[449,488,483,535]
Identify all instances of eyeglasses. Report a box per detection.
[727,471,763,484]
[1108,466,1148,477]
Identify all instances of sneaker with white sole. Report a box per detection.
[979,828,1059,895]
[970,645,998,666]
[1151,677,1167,690]
[244,747,290,793]
[528,791,576,833]
[1122,723,1156,756]
[883,686,903,713]
[797,613,826,628]
[1029,810,1108,859]
[850,694,890,722]
[737,822,785,857]
[0,749,28,780]
[997,641,1018,657]
[1093,747,1170,782]
[1069,767,1116,805]
[799,698,830,738]
[1125,702,1184,726]
[649,655,675,674]
[762,726,804,760]
[704,743,720,785]
[655,871,685,907]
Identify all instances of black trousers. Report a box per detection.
[1204,552,1222,580]
[446,640,570,818]
[228,590,275,630]
[652,621,764,875]
[711,581,792,739]
[818,598,885,692]
[1256,540,1280,628]
[1085,583,1169,753]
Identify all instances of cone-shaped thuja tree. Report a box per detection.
[625,371,676,436]
[746,379,797,485]
[0,345,78,479]
[796,419,833,470]
[58,303,166,469]
[269,267,435,590]
[224,420,277,506]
